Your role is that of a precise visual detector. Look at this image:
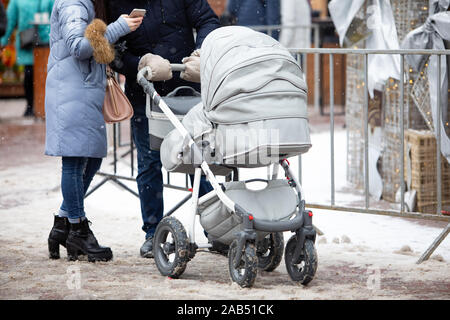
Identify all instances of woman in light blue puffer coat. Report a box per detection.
[45,0,142,262]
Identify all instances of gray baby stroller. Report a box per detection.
[137,26,317,288]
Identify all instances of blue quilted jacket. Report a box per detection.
[45,0,130,158]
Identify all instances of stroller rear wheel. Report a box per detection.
[228,240,258,288]
[285,237,317,285]
[257,232,284,272]
[153,216,191,279]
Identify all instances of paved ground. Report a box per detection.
[0,99,448,300]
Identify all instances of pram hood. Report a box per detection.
[160,26,311,172]
[200,26,308,124]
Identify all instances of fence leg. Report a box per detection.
[110,178,140,198]
[84,177,110,199]
[164,193,192,217]
[313,24,320,115]
[416,223,450,264]
[313,224,324,236]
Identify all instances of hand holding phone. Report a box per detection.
[121,9,145,32]
[129,9,146,18]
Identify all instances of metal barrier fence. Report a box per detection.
[287,48,450,263]
[88,23,450,263]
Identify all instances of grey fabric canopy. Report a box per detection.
[160,26,311,172]
[200,26,309,124]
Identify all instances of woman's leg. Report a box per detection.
[82,157,102,194]
[60,157,87,223]
[61,157,112,262]
[49,157,86,259]
[59,157,102,218]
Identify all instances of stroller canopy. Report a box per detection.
[200,26,308,124]
[160,26,311,172]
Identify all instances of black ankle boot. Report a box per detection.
[48,215,70,259]
[66,219,113,262]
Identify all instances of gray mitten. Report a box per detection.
[138,53,173,81]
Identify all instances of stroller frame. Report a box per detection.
[137,66,317,287]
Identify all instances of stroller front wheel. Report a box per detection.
[153,216,191,279]
[285,237,317,285]
[228,240,258,288]
[257,232,284,272]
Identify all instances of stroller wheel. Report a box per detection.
[257,232,284,272]
[285,237,317,285]
[153,216,191,279]
[228,240,258,288]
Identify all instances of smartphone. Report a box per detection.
[129,9,146,18]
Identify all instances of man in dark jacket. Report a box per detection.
[108,1,220,258]
[0,1,6,38]
[228,0,281,39]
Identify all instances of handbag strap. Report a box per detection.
[108,78,120,116]
[106,66,115,78]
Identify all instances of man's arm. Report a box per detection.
[185,0,220,48]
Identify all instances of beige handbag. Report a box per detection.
[103,67,134,123]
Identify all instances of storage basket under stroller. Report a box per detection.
[198,179,299,245]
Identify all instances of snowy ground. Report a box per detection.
[0,100,449,300]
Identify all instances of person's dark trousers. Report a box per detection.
[59,157,103,222]
[131,113,213,240]
[23,65,34,116]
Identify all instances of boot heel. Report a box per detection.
[66,243,79,261]
[48,238,60,259]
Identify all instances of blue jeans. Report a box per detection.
[59,157,102,221]
[131,113,213,239]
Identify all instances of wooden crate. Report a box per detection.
[0,83,25,97]
[404,130,450,213]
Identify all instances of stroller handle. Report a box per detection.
[171,64,186,72]
[137,67,238,214]
[137,67,190,139]
[136,64,186,83]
